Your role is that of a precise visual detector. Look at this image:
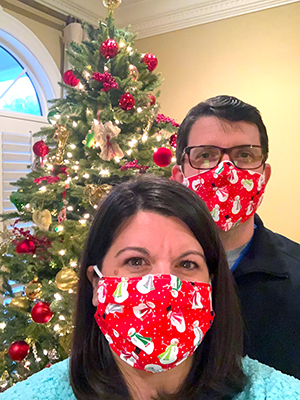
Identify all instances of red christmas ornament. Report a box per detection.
[63,70,79,87]
[142,53,158,72]
[153,147,173,167]
[148,94,156,106]
[33,140,49,157]
[100,39,119,59]
[169,133,177,148]
[16,239,36,254]
[31,301,53,324]
[8,341,30,362]
[119,93,135,111]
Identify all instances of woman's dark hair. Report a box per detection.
[70,175,247,399]
[176,95,269,166]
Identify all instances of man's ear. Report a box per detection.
[86,265,99,307]
[264,163,271,185]
[172,165,184,183]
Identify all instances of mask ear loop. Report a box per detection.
[93,265,103,279]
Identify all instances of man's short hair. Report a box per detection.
[176,95,269,165]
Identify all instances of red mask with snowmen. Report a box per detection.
[183,161,266,232]
[94,268,214,373]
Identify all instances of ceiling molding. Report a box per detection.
[129,0,299,38]
[33,0,299,38]
[34,0,101,25]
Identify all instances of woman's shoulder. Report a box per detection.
[235,356,300,399]
[0,358,75,400]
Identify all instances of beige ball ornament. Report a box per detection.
[9,296,29,310]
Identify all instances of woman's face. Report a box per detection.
[89,210,209,306]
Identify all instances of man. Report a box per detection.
[172,95,300,378]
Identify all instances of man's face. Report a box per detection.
[172,116,270,181]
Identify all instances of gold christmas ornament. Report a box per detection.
[54,125,70,164]
[128,64,139,81]
[25,278,42,300]
[9,296,29,310]
[32,209,52,231]
[0,368,9,382]
[84,184,113,207]
[103,0,122,11]
[55,267,78,291]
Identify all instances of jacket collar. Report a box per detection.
[232,214,290,279]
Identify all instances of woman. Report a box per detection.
[2,176,300,399]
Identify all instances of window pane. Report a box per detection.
[0,46,23,85]
[0,46,42,116]
[0,73,42,115]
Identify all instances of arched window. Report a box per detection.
[0,45,42,116]
[0,7,61,217]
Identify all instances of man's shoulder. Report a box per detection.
[254,214,300,260]
[263,228,300,260]
[0,358,75,400]
[235,357,300,399]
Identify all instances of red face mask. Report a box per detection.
[94,269,214,373]
[183,161,266,231]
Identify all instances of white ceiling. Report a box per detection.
[35,0,299,38]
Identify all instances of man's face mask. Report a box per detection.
[183,161,266,231]
[93,268,214,373]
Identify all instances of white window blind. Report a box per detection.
[2,130,33,214]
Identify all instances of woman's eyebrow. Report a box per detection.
[115,247,150,258]
[175,250,206,261]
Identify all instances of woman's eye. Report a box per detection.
[125,257,147,268]
[178,260,199,270]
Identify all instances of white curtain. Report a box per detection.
[63,21,89,71]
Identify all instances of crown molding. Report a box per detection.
[33,0,101,25]
[33,0,299,38]
[124,0,299,39]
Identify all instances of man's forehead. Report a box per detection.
[188,116,261,146]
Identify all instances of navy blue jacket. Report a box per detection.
[233,214,300,379]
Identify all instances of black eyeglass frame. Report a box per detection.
[182,145,268,171]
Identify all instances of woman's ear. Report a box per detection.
[86,265,99,307]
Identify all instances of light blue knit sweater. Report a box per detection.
[1,356,300,399]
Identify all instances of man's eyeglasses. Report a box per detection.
[182,145,268,170]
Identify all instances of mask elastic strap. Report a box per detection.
[93,265,103,279]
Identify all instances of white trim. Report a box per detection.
[34,0,100,25]
[0,111,48,123]
[0,8,61,102]
[122,0,300,39]
[32,0,299,39]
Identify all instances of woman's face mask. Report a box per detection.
[94,268,214,373]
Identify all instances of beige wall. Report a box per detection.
[137,3,300,242]
[2,0,64,71]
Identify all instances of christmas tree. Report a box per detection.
[0,2,178,390]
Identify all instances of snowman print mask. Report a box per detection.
[94,267,214,373]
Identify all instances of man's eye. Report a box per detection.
[235,151,254,159]
[178,260,199,270]
[125,257,146,268]
[240,152,252,158]
[195,152,211,160]
[200,152,211,159]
